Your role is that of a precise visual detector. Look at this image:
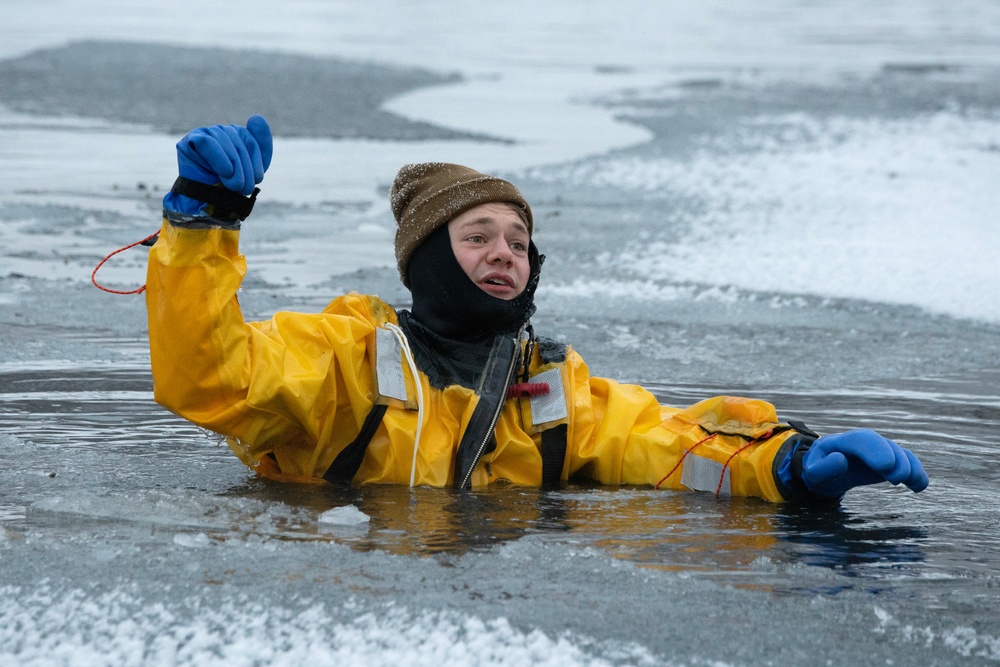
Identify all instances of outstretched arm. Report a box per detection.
[561,352,802,501]
[561,352,929,503]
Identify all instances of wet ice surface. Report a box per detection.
[3,1,1000,665]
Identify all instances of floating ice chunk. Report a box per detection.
[873,605,895,634]
[173,532,211,548]
[318,505,371,526]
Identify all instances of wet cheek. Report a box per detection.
[517,261,531,287]
[455,250,483,280]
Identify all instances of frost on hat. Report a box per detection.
[390,162,533,287]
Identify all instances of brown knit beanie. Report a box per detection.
[391,162,533,287]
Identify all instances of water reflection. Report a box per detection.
[231,480,924,577]
[225,481,570,554]
[773,503,928,571]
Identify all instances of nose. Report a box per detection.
[486,237,513,264]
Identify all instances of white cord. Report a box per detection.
[385,323,425,487]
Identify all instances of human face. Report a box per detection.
[447,203,531,300]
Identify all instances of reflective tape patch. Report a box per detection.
[375,327,408,402]
[681,453,731,496]
[529,367,567,425]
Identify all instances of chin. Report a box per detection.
[478,285,520,300]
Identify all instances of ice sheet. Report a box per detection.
[4,1,999,322]
[540,112,1000,322]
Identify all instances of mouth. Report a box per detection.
[481,272,514,287]
[478,272,517,297]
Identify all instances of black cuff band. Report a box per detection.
[772,434,840,504]
[170,177,260,222]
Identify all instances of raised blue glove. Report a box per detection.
[800,429,929,498]
[164,115,273,216]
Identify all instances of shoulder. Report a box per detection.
[320,293,399,326]
[255,293,397,344]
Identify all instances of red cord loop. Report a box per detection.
[91,230,160,295]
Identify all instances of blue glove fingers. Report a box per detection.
[217,125,256,195]
[881,437,914,485]
[802,430,895,496]
[168,117,272,214]
[175,118,271,196]
[176,128,223,184]
[819,429,898,472]
[902,448,930,492]
[246,115,273,173]
[180,125,254,194]
[234,125,264,187]
[178,126,239,184]
[218,124,269,194]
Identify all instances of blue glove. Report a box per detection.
[800,429,929,498]
[164,115,273,216]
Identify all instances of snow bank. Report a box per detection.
[0,586,659,667]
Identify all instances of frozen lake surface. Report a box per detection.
[2,1,1000,665]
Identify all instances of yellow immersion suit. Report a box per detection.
[146,222,801,501]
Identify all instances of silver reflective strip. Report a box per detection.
[375,327,408,402]
[530,367,567,425]
[681,454,731,496]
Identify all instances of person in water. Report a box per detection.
[146,115,928,502]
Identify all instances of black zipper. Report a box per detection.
[457,341,519,489]
[455,333,521,489]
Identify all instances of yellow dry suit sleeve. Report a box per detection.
[562,350,794,502]
[145,221,385,478]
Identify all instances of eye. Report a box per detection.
[466,233,487,244]
[509,240,528,253]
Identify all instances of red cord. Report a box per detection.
[711,429,772,496]
[654,433,717,489]
[656,430,774,496]
[91,230,160,295]
[716,439,759,497]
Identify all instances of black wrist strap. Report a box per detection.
[170,177,260,222]
[772,434,839,504]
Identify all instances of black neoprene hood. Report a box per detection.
[406,225,542,341]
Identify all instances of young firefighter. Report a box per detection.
[146,116,928,502]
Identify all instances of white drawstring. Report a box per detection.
[384,323,425,487]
